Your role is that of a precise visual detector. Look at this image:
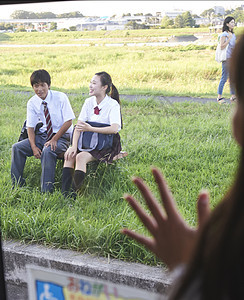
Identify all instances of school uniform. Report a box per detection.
[77,95,122,163]
[11,90,75,192]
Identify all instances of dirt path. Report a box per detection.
[11,90,218,104]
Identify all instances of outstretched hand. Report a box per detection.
[121,167,211,270]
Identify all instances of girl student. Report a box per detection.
[61,71,123,198]
[122,32,244,299]
[217,16,236,104]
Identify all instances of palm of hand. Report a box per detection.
[122,168,210,270]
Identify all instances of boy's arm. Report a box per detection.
[44,119,72,151]
[27,127,42,159]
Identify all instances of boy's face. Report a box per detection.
[32,81,50,100]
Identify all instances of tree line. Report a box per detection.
[10,10,84,19]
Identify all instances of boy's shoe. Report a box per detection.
[230,96,237,102]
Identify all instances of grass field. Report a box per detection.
[0,27,242,265]
[0,90,239,266]
[0,28,214,45]
[0,27,243,98]
[0,44,232,98]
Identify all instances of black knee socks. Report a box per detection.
[61,167,74,196]
[72,170,86,192]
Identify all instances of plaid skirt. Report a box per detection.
[85,133,122,163]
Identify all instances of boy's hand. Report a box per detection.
[121,167,211,271]
[32,145,42,159]
[44,139,57,151]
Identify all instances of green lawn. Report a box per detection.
[0,91,239,266]
[0,27,242,265]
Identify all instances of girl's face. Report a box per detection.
[89,75,107,98]
[227,19,235,31]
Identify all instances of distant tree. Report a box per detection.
[0,23,5,30]
[16,27,26,32]
[174,14,184,28]
[69,26,77,31]
[10,10,37,19]
[125,21,149,29]
[232,7,244,23]
[56,28,69,31]
[5,23,14,30]
[122,13,131,17]
[225,9,234,15]
[57,11,83,18]
[145,13,153,16]
[50,22,57,31]
[200,8,214,18]
[36,12,56,19]
[182,11,195,27]
[161,16,174,28]
[134,13,143,16]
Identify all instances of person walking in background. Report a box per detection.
[11,69,75,193]
[122,33,244,299]
[61,71,123,198]
[217,16,236,104]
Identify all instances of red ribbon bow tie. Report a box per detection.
[94,106,101,115]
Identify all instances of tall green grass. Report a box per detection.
[0,91,239,265]
[0,45,229,98]
[0,28,212,45]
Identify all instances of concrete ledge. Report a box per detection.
[3,240,172,297]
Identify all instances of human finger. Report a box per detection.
[151,167,179,220]
[124,194,158,235]
[197,190,211,231]
[121,228,155,253]
[132,177,166,226]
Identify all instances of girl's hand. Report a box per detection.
[75,121,92,132]
[228,32,233,40]
[121,167,211,271]
[64,146,77,161]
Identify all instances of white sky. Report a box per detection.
[0,1,243,19]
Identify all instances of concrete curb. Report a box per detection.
[3,240,172,298]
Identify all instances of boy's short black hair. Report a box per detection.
[30,69,51,87]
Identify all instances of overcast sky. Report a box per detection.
[0,1,243,19]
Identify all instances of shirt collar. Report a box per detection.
[94,94,109,109]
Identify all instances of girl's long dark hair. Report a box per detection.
[95,71,123,128]
[170,33,244,300]
[95,71,120,104]
[222,16,235,33]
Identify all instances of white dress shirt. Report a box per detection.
[78,95,121,131]
[26,90,75,135]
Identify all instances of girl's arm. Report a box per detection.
[76,121,119,134]
[64,126,81,161]
[220,33,232,50]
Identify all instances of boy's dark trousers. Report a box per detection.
[11,132,70,192]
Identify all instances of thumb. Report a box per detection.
[197,190,211,231]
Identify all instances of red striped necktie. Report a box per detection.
[42,101,53,140]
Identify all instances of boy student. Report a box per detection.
[11,69,75,193]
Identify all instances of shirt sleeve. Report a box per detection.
[61,94,75,122]
[78,99,89,121]
[26,100,37,128]
[109,103,121,129]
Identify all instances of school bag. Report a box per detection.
[72,121,114,151]
[18,120,43,142]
